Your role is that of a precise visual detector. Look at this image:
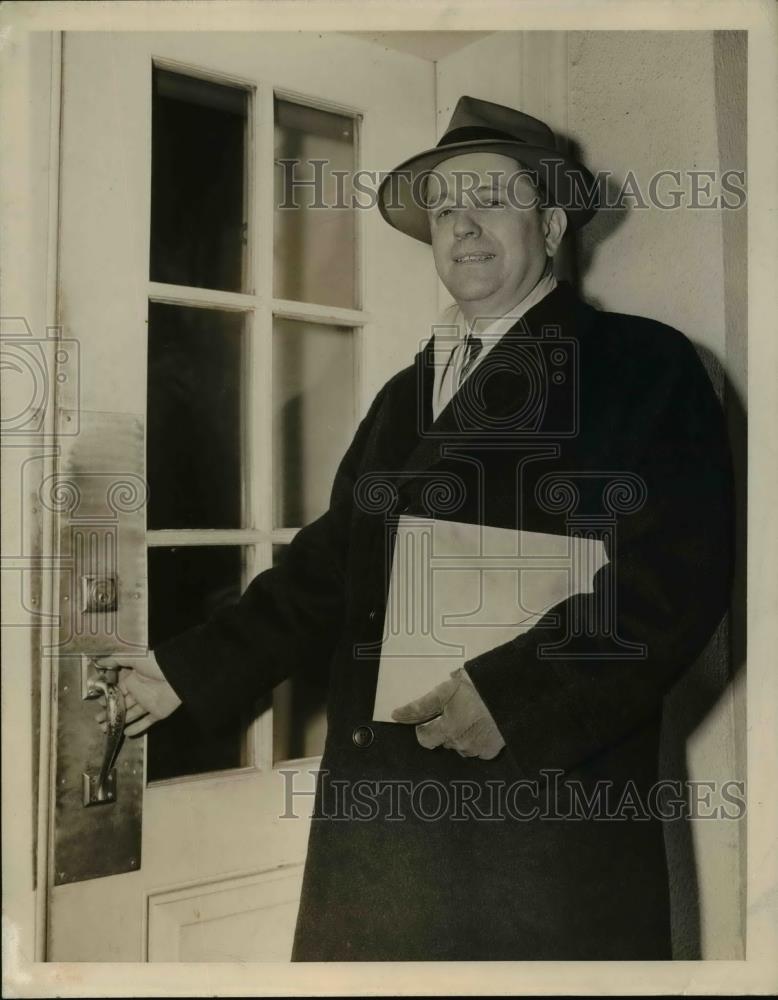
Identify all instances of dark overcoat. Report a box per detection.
[156,281,733,961]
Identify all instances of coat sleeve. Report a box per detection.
[153,383,388,735]
[465,329,734,777]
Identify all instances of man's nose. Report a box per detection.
[453,208,480,239]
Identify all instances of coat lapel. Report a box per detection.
[392,281,596,499]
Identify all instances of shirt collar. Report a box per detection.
[433,262,558,361]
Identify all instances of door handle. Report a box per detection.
[52,411,146,883]
[82,660,126,806]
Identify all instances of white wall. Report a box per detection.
[566,30,746,960]
[436,30,746,959]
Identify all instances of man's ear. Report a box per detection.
[543,207,568,257]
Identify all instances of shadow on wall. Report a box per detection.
[557,140,746,958]
[554,139,629,301]
[659,346,747,960]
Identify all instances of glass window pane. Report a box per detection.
[146,545,248,782]
[147,302,244,530]
[274,98,358,309]
[151,68,248,292]
[271,545,327,762]
[272,318,356,528]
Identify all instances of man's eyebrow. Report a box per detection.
[445,181,509,194]
[430,180,509,208]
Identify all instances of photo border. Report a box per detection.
[1,1,776,996]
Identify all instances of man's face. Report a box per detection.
[427,152,561,323]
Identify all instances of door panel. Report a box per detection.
[49,30,436,961]
[147,865,305,962]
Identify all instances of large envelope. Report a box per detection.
[372,516,609,722]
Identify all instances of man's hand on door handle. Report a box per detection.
[92,651,182,737]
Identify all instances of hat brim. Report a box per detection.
[377,139,598,244]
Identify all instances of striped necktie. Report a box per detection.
[458,333,483,388]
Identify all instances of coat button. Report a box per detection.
[352,725,374,749]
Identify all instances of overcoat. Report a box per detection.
[155,281,733,961]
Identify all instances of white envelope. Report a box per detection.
[372,516,609,722]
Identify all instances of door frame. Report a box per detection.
[2,25,575,969]
[1,28,65,965]
[8,26,441,966]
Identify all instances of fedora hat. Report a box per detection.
[377,95,598,244]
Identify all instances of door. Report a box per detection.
[47,30,436,961]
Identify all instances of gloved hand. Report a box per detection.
[391,668,506,760]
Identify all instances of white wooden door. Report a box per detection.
[48,30,436,962]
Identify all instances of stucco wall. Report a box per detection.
[436,29,746,959]
[567,30,746,960]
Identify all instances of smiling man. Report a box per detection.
[427,152,564,323]
[97,97,733,961]
[424,151,565,425]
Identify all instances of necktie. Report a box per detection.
[458,333,483,388]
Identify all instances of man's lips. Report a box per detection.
[453,252,496,264]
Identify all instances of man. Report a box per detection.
[98,97,732,960]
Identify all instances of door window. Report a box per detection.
[146,66,361,781]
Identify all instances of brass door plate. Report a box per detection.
[53,653,143,884]
[51,411,146,885]
[52,409,147,657]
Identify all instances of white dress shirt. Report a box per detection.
[431,265,558,421]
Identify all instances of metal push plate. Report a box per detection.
[52,409,147,657]
[53,655,144,884]
[52,410,146,884]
